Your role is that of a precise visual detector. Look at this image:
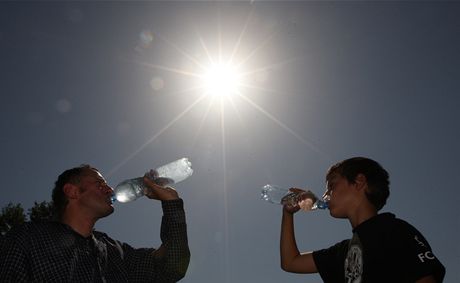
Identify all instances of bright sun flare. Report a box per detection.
[109,13,326,179]
[202,62,242,97]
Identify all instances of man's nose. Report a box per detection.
[103,184,114,194]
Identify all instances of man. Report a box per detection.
[280,157,445,283]
[0,164,190,282]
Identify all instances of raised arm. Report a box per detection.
[142,177,190,281]
[280,189,318,274]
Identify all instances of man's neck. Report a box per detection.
[61,213,96,237]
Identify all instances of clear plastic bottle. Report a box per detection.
[261,184,328,210]
[112,158,193,203]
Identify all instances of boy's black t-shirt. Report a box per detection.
[312,213,445,283]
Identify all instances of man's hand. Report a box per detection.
[143,176,179,201]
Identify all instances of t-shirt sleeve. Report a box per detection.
[391,220,445,283]
[312,239,349,283]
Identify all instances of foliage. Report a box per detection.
[28,201,54,222]
[0,202,26,236]
[0,201,53,235]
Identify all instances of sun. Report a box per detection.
[201,61,243,97]
[108,10,327,177]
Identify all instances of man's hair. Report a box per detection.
[326,157,390,211]
[51,164,98,219]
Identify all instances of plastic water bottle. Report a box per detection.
[112,158,193,203]
[261,184,328,210]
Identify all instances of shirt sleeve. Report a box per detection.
[392,220,445,283]
[119,198,190,282]
[312,240,349,283]
[159,198,190,281]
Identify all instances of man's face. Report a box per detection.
[324,173,357,218]
[77,169,114,219]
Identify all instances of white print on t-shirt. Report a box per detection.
[414,235,426,247]
[418,251,435,263]
[413,235,436,263]
[345,244,363,283]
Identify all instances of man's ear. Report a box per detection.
[354,173,367,191]
[63,183,80,199]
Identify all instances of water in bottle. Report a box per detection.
[112,158,193,203]
[261,184,328,211]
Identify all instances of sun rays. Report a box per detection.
[105,8,329,282]
[107,7,327,178]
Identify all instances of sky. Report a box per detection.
[1,1,459,282]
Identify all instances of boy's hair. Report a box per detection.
[326,157,390,211]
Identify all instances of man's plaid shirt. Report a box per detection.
[0,199,190,282]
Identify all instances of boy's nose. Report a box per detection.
[322,192,331,202]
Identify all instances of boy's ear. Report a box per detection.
[354,173,367,191]
[63,183,80,199]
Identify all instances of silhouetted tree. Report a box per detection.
[0,201,53,236]
[28,201,53,222]
[0,202,26,236]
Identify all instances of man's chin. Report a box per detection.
[101,206,115,218]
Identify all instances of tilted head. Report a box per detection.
[51,164,100,220]
[326,157,390,211]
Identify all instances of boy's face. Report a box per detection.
[324,173,359,218]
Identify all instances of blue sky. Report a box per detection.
[1,1,458,282]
